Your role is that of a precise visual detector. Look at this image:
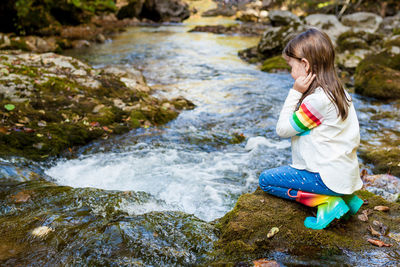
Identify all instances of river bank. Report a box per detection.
[0,51,194,160]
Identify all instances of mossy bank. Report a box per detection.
[0,51,195,160]
[210,187,400,265]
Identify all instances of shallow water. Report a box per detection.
[1,0,400,265]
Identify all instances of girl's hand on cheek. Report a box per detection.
[293,73,316,93]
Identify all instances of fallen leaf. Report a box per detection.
[90,121,100,127]
[4,104,15,111]
[367,239,392,247]
[23,127,34,133]
[253,259,280,267]
[11,191,31,203]
[267,227,279,238]
[374,206,389,212]
[19,117,30,123]
[358,209,372,222]
[372,220,388,235]
[15,123,25,127]
[368,225,381,237]
[358,214,368,222]
[0,127,8,134]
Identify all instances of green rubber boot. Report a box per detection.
[341,194,364,220]
[294,191,349,230]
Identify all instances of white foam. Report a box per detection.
[245,136,290,151]
[46,146,255,221]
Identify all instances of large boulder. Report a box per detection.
[117,0,146,20]
[212,187,400,264]
[378,12,400,34]
[268,10,301,26]
[140,0,190,22]
[202,6,236,17]
[335,30,383,70]
[354,51,400,100]
[257,23,306,57]
[304,14,349,43]
[341,12,383,33]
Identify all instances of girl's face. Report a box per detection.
[284,55,309,80]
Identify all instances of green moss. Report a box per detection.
[337,31,383,52]
[354,52,400,99]
[129,110,146,128]
[384,35,400,48]
[10,0,116,35]
[260,55,290,72]
[9,39,30,51]
[359,146,400,177]
[210,188,400,263]
[0,52,193,160]
[4,63,40,78]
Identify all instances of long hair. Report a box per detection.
[283,28,350,119]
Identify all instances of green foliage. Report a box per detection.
[10,0,117,35]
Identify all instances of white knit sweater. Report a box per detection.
[276,87,363,194]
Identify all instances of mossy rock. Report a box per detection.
[211,188,400,263]
[384,35,400,48]
[359,135,400,177]
[360,148,400,177]
[257,23,306,58]
[336,31,383,53]
[0,52,195,160]
[354,52,400,99]
[260,55,290,73]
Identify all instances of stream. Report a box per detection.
[1,0,399,265]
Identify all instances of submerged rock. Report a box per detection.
[0,51,195,160]
[211,187,400,264]
[0,176,216,265]
[361,174,400,202]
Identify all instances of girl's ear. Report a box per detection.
[301,58,310,73]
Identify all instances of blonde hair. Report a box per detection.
[283,28,350,119]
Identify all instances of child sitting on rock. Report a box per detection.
[259,28,363,230]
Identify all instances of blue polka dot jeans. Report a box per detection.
[259,165,342,200]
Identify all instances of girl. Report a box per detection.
[259,28,364,230]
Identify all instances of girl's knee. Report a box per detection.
[259,170,272,189]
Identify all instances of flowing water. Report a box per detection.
[1,1,399,265]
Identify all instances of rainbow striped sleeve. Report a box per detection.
[289,102,324,133]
